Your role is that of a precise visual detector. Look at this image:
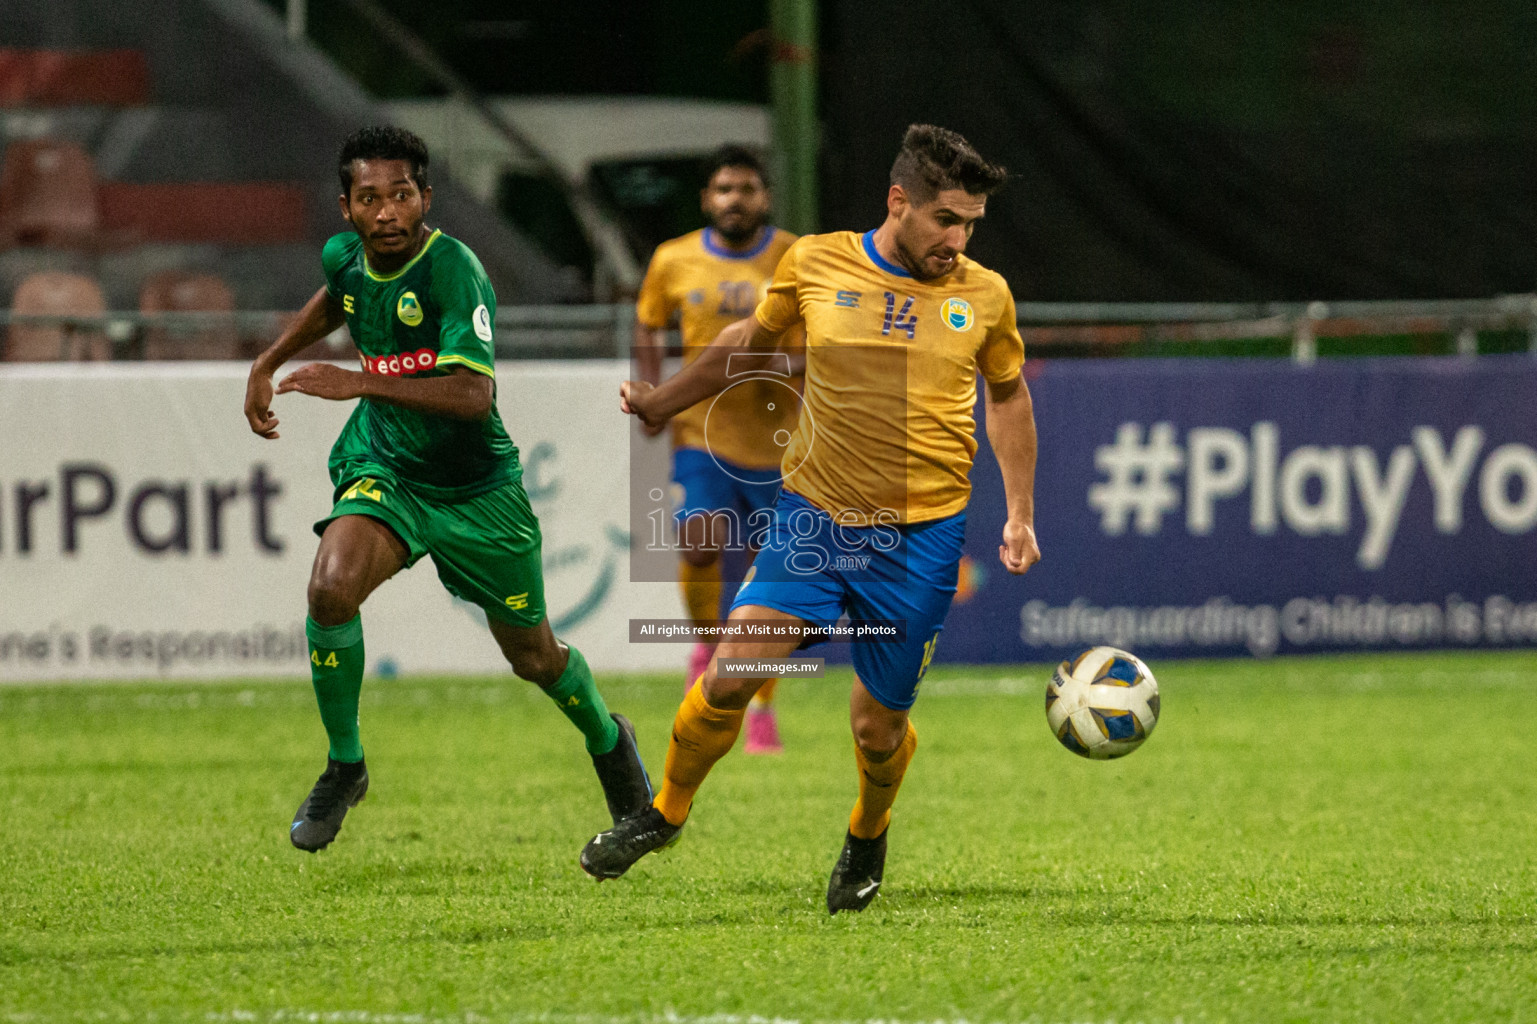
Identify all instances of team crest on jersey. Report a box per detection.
[942,297,974,332]
[397,292,424,327]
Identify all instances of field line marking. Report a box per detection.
[196,1011,1133,1024]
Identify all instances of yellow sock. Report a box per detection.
[679,559,722,629]
[849,721,917,839]
[750,677,778,707]
[654,683,745,826]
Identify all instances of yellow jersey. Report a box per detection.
[635,226,799,469]
[753,230,1024,524]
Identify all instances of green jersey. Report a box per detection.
[321,228,519,500]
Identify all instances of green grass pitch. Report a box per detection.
[3,651,1537,1023]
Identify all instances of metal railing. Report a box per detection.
[1015,295,1537,363]
[0,306,636,361]
[3,296,1535,362]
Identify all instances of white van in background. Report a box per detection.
[388,97,770,298]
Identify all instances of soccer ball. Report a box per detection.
[1045,646,1160,760]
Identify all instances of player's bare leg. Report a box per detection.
[827,677,915,913]
[679,513,783,751]
[489,618,653,825]
[291,514,407,851]
[307,513,409,625]
[580,604,803,878]
[678,513,724,690]
[488,617,569,687]
[735,541,784,754]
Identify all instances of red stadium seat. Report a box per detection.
[98,182,309,245]
[139,270,240,360]
[0,49,151,107]
[5,270,109,361]
[0,138,100,247]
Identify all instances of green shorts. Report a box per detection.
[313,471,546,628]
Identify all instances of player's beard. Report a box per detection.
[712,211,762,245]
[894,234,952,281]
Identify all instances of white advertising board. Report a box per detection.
[0,361,682,681]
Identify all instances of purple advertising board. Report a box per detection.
[940,355,1537,663]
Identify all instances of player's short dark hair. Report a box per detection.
[889,124,1006,205]
[338,126,430,197]
[704,144,769,189]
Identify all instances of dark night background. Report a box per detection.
[289,0,1537,302]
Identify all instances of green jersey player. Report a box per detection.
[244,126,651,852]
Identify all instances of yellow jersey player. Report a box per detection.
[633,145,798,753]
[584,125,1041,912]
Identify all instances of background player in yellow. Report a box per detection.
[585,125,1042,913]
[633,145,798,753]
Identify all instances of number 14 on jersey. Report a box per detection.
[882,292,917,339]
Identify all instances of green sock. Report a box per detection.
[545,645,619,755]
[306,614,366,763]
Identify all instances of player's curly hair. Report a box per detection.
[338,126,430,197]
[889,124,1006,204]
[704,144,769,188]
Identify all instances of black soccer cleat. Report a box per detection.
[579,805,682,880]
[289,757,369,852]
[590,713,653,825]
[826,827,887,914]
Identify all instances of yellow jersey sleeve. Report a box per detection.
[634,245,676,329]
[977,282,1024,383]
[754,238,805,336]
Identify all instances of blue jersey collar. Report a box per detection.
[703,226,776,260]
[861,229,913,278]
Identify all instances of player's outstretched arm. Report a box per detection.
[633,321,666,387]
[630,320,669,437]
[277,364,493,421]
[985,372,1042,575]
[621,316,779,429]
[245,286,346,439]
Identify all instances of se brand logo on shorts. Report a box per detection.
[473,304,493,342]
[942,298,974,332]
[397,291,424,326]
[504,592,530,610]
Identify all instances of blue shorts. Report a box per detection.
[672,447,782,532]
[730,489,965,711]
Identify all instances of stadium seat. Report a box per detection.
[98,182,309,245]
[0,49,151,107]
[139,270,240,360]
[0,138,99,248]
[5,270,108,361]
